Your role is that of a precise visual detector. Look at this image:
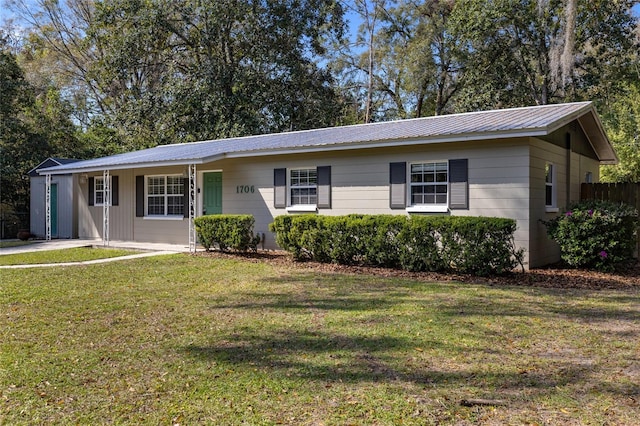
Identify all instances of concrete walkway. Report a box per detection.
[0,239,195,268]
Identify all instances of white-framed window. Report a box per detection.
[409,161,448,206]
[290,168,317,207]
[94,176,106,206]
[545,163,557,209]
[146,175,184,216]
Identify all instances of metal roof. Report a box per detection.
[28,157,80,177]
[38,101,616,174]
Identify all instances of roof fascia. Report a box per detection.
[28,157,62,175]
[37,157,212,175]
[543,103,617,164]
[576,113,618,164]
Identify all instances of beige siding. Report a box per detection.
[528,136,601,267]
[79,170,137,242]
[72,135,603,268]
[198,140,533,263]
[30,174,76,239]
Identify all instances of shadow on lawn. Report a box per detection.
[181,264,639,400]
[180,329,597,392]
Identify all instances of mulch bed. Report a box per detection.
[193,250,640,291]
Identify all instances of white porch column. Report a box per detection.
[188,164,197,253]
[103,169,110,247]
[45,173,51,241]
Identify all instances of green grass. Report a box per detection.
[0,247,140,266]
[1,253,638,425]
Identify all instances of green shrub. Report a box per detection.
[270,214,524,275]
[438,217,524,275]
[397,216,444,272]
[543,200,639,271]
[194,214,261,252]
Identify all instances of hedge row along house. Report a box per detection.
[33,102,617,268]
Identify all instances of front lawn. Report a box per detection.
[1,254,638,425]
[0,247,140,266]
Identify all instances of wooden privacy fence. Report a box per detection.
[581,182,640,257]
[581,182,640,211]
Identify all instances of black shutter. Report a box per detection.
[111,176,119,206]
[449,159,468,210]
[274,168,287,208]
[88,177,94,206]
[136,175,144,217]
[317,166,331,209]
[183,178,189,218]
[389,162,407,209]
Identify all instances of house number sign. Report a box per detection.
[236,185,255,194]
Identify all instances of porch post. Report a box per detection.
[45,173,51,241]
[188,164,197,253]
[103,169,110,246]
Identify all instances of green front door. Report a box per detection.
[203,172,222,215]
[50,183,58,237]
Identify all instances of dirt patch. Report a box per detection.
[193,250,640,290]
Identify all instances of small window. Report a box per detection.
[290,168,317,206]
[545,163,556,208]
[94,177,106,206]
[585,171,593,183]
[410,162,448,206]
[146,175,184,216]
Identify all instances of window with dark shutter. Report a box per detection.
[389,162,407,209]
[88,177,94,206]
[448,159,468,210]
[274,168,287,208]
[89,176,119,206]
[317,166,331,209]
[111,176,119,206]
[136,175,144,217]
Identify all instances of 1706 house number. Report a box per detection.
[236,185,255,194]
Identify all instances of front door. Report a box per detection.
[203,172,222,215]
[50,183,58,237]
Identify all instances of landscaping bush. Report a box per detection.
[194,214,261,252]
[543,200,639,271]
[270,214,524,275]
[396,216,445,272]
[438,217,524,275]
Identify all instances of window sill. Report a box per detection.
[143,215,185,220]
[406,205,449,213]
[545,207,559,213]
[286,205,318,213]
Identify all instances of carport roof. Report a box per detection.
[38,101,616,175]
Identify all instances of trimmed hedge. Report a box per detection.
[269,214,524,276]
[194,214,261,252]
[543,200,639,271]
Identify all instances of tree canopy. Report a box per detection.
[1,0,639,229]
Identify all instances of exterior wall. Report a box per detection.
[30,176,45,237]
[78,167,188,244]
[203,139,533,265]
[71,133,602,268]
[30,174,76,239]
[528,136,601,267]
